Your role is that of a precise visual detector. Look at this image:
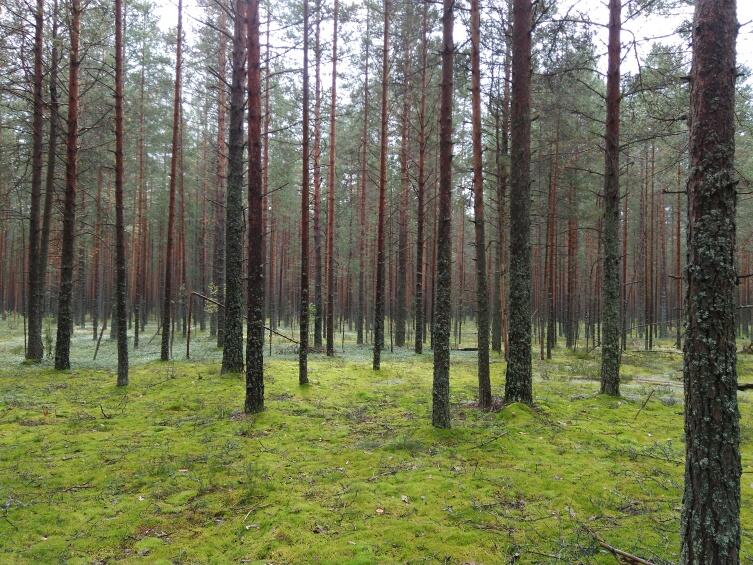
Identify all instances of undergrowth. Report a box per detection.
[0,322,751,563]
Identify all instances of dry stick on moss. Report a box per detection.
[633,389,655,420]
[584,525,654,565]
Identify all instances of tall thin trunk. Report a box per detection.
[414,1,427,355]
[114,0,129,385]
[40,0,60,324]
[567,181,578,349]
[299,0,311,384]
[213,9,228,344]
[161,0,183,361]
[313,0,323,348]
[263,5,273,329]
[221,0,247,374]
[504,0,533,404]
[91,170,103,341]
[599,0,621,395]
[681,0,740,560]
[432,0,454,428]
[54,0,81,370]
[325,0,339,356]
[372,0,389,371]
[470,0,490,408]
[545,123,560,360]
[246,0,264,413]
[395,3,411,349]
[26,0,45,362]
[357,6,370,346]
[675,165,682,349]
[134,34,147,348]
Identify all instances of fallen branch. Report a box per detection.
[584,525,655,565]
[634,389,655,420]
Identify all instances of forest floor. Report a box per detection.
[0,319,752,563]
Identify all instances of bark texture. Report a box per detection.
[114,0,129,385]
[160,0,183,361]
[246,0,265,413]
[221,0,247,374]
[504,0,533,404]
[432,0,454,428]
[372,0,389,371]
[680,0,740,561]
[600,0,621,396]
[54,0,81,370]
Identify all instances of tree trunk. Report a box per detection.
[470,0,490,408]
[39,0,60,330]
[26,0,45,362]
[395,3,411,349]
[432,0,454,428]
[357,5,370,346]
[221,0,247,374]
[114,0,129,385]
[299,0,311,385]
[54,0,81,370]
[372,0,389,371]
[680,0,740,560]
[504,0,533,404]
[213,8,227,344]
[414,1,428,355]
[246,0,264,413]
[599,0,621,395]
[161,0,183,361]
[325,0,339,356]
[313,0,323,349]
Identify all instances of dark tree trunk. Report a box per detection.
[325,0,339,357]
[161,0,183,361]
[246,0,264,413]
[432,0,453,428]
[599,0,621,395]
[680,0,740,561]
[313,0,323,349]
[26,0,44,362]
[414,1,427,355]
[299,0,311,385]
[114,0,129,385]
[470,0,490,408]
[221,0,247,374]
[504,0,533,404]
[372,0,389,371]
[54,0,81,370]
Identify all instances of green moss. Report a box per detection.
[0,334,750,563]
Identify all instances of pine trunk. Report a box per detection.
[221,0,247,374]
[325,0,339,356]
[372,0,389,371]
[680,0,740,560]
[114,0,129,385]
[470,0,490,408]
[504,0,533,404]
[54,0,81,370]
[246,0,265,413]
[160,0,183,361]
[432,0,453,428]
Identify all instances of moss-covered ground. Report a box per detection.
[0,320,751,563]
